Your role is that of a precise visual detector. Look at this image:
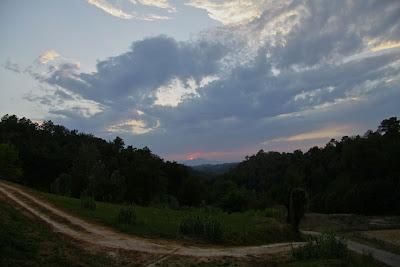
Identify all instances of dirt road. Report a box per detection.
[0,180,303,259]
[1,180,399,266]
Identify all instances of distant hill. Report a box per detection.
[179,158,222,166]
[191,163,238,177]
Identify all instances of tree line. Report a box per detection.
[215,117,400,215]
[0,114,204,206]
[0,114,399,214]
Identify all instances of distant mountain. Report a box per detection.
[179,158,222,166]
[190,162,238,177]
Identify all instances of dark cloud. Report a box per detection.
[46,36,227,106]
[19,0,400,160]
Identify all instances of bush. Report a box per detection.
[220,188,249,213]
[80,194,96,210]
[179,216,223,243]
[292,233,348,260]
[117,205,136,225]
[264,206,286,219]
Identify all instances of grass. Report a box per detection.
[283,233,387,267]
[0,200,119,267]
[37,191,297,246]
[301,213,400,256]
[0,197,385,267]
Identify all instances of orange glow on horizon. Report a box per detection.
[168,148,256,162]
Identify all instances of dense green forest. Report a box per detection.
[0,114,399,215]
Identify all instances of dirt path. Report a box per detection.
[3,180,399,266]
[0,180,304,259]
[302,231,400,267]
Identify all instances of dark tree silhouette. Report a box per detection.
[289,188,308,232]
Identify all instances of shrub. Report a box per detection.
[264,206,286,219]
[292,233,348,260]
[50,173,72,196]
[117,205,136,225]
[220,188,249,213]
[179,216,223,243]
[80,194,96,210]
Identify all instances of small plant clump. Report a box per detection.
[117,205,137,225]
[80,194,96,210]
[179,215,223,243]
[292,233,348,260]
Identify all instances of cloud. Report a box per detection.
[42,36,226,105]
[186,0,265,25]
[87,0,133,19]
[38,50,61,64]
[263,125,355,144]
[130,0,176,12]
[3,60,22,73]
[86,0,173,20]
[370,40,400,52]
[106,118,160,134]
[11,0,400,161]
[154,75,219,107]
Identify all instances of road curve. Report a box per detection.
[0,180,304,258]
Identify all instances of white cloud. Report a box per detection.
[370,40,400,52]
[186,0,266,25]
[154,75,219,107]
[106,119,160,134]
[87,0,133,19]
[86,0,172,20]
[154,77,197,107]
[24,87,105,119]
[263,125,355,144]
[38,50,60,64]
[130,0,176,12]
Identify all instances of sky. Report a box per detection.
[1,0,400,162]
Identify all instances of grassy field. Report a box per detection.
[0,198,382,267]
[0,184,387,267]
[38,191,297,246]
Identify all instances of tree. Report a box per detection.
[70,143,100,197]
[378,117,400,136]
[112,136,125,152]
[50,173,72,196]
[220,187,249,213]
[0,143,23,179]
[108,170,126,202]
[178,176,205,206]
[289,188,308,232]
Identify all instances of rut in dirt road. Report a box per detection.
[0,180,305,258]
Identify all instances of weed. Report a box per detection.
[80,194,96,210]
[292,233,348,260]
[179,216,223,243]
[117,205,137,225]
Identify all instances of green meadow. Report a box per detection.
[39,191,296,246]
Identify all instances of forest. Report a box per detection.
[0,114,399,215]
